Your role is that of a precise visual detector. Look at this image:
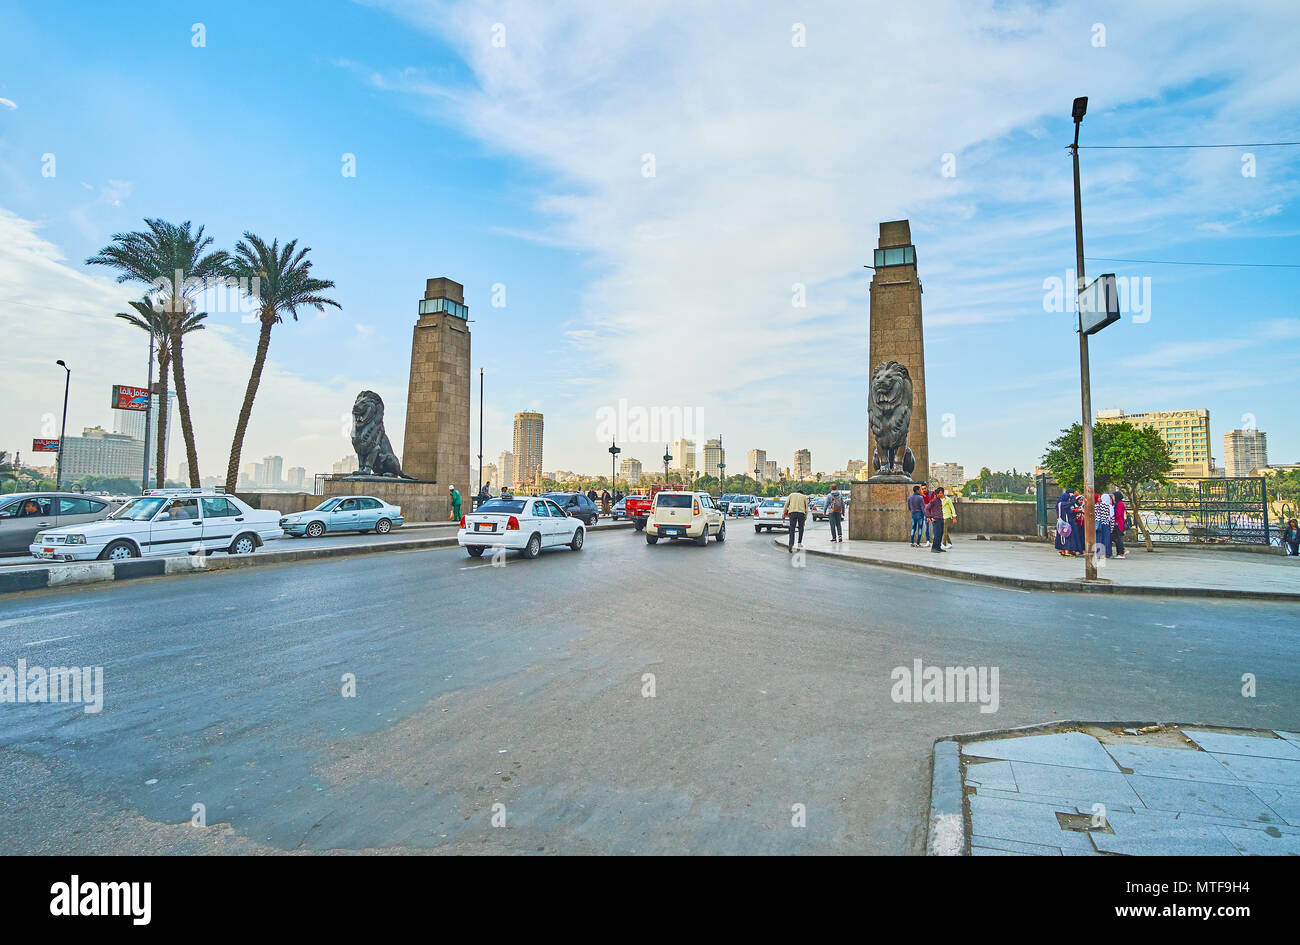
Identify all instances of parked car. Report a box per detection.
[541,491,600,526]
[810,495,827,520]
[612,495,630,520]
[280,496,404,537]
[728,495,759,517]
[30,489,282,561]
[645,491,725,546]
[753,498,790,532]
[0,492,119,555]
[458,496,584,559]
[717,493,740,515]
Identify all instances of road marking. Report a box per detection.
[24,634,79,646]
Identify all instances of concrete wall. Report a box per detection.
[323,479,453,523]
[952,500,1037,536]
[236,492,318,514]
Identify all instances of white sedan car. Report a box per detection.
[30,490,283,561]
[457,496,584,559]
[753,497,790,532]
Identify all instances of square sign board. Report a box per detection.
[1078,273,1120,336]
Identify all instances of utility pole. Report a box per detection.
[477,368,484,501]
[1070,96,1098,581]
[55,360,70,492]
[141,333,155,491]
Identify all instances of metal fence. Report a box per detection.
[1136,477,1271,545]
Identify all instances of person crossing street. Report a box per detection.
[826,489,845,543]
[783,487,809,552]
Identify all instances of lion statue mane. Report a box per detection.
[350,390,408,478]
[868,360,916,477]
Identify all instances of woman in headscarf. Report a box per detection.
[1067,491,1087,555]
[1112,490,1127,558]
[1095,492,1114,559]
[1055,489,1075,556]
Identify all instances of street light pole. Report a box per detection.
[477,368,484,500]
[141,333,155,491]
[55,360,70,491]
[663,446,672,482]
[1070,96,1099,581]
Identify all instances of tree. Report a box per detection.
[1043,421,1173,551]
[88,219,230,486]
[0,451,16,491]
[225,234,340,493]
[114,297,208,487]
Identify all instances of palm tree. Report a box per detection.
[87,219,230,486]
[114,297,208,487]
[225,234,340,493]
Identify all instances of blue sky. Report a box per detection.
[1,0,1297,481]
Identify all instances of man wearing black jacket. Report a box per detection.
[926,487,947,552]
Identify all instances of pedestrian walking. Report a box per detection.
[1283,518,1300,557]
[941,489,956,548]
[449,484,462,521]
[783,488,809,552]
[907,485,925,546]
[1112,490,1127,558]
[1095,492,1114,559]
[921,483,933,544]
[826,489,845,543]
[926,487,946,552]
[601,489,611,516]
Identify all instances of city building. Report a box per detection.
[703,438,724,479]
[764,460,779,481]
[331,454,357,476]
[287,466,306,489]
[512,412,544,486]
[620,457,643,485]
[794,449,811,480]
[670,438,696,475]
[498,451,515,491]
[59,426,144,480]
[480,463,498,491]
[261,455,284,488]
[747,449,767,480]
[1096,408,1212,478]
[931,461,965,493]
[1223,429,1268,479]
[112,390,175,484]
[847,459,866,480]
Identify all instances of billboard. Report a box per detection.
[1078,273,1120,336]
[112,384,150,411]
[32,438,59,452]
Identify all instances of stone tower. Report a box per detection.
[402,277,471,497]
[867,220,929,484]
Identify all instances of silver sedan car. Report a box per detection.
[0,492,118,555]
[279,496,404,538]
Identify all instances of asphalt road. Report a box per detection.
[1,517,1296,854]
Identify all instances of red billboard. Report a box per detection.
[112,384,150,411]
[32,438,59,452]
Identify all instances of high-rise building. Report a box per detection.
[261,455,284,487]
[703,438,724,479]
[1223,429,1268,478]
[112,390,175,484]
[747,449,767,480]
[671,438,696,475]
[764,460,779,481]
[498,451,515,491]
[620,457,643,485]
[847,459,866,480]
[60,426,145,480]
[287,466,306,489]
[331,455,357,476]
[1097,408,1211,478]
[931,461,965,493]
[512,414,544,486]
[794,449,811,480]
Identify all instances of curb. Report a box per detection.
[926,719,1278,856]
[775,540,1300,602]
[2,521,634,596]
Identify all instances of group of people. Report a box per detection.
[1054,488,1128,559]
[906,484,954,552]
[584,488,619,515]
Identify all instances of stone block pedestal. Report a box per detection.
[324,478,455,523]
[849,480,917,542]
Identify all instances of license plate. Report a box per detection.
[475,523,494,531]
[664,527,683,536]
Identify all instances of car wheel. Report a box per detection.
[229,533,257,555]
[695,525,709,547]
[524,533,542,559]
[375,518,392,534]
[716,522,726,542]
[645,533,658,545]
[306,521,325,538]
[99,540,138,561]
[588,514,597,526]
[755,525,761,533]
[570,527,584,551]
[466,546,485,557]
[634,520,644,531]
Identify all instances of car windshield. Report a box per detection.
[313,498,342,511]
[656,494,692,508]
[478,499,526,514]
[110,497,166,521]
[762,499,783,506]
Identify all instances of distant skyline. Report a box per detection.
[1,1,1297,482]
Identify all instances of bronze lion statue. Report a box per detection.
[351,390,407,478]
[868,360,916,477]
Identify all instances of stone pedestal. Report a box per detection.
[849,480,917,541]
[324,478,455,523]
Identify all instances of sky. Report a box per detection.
[1,0,1297,483]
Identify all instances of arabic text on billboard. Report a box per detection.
[112,384,149,411]
[32,438,59,452]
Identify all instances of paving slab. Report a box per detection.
[1090,809,1240,856]
[1126,773,1282,822]
[1248,785,1300,827]
[1184,729,1300,760]
[1218,824,1300,855]
[961,731,1119,771]
[1102,743,1238,783]
[1208,753,1300,787]
[1008,760,1144,809]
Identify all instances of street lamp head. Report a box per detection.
[1072,96,1088,122]
[56,359,67,369]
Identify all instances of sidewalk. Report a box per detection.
[929,723,1300,855]
[782,535,1300,601]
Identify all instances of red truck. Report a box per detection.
[624,484,676,531]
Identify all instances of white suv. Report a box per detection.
[644,491,725,546]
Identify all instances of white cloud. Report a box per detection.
[0,97,16,110]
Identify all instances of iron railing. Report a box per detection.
[1134,477,1271,545]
